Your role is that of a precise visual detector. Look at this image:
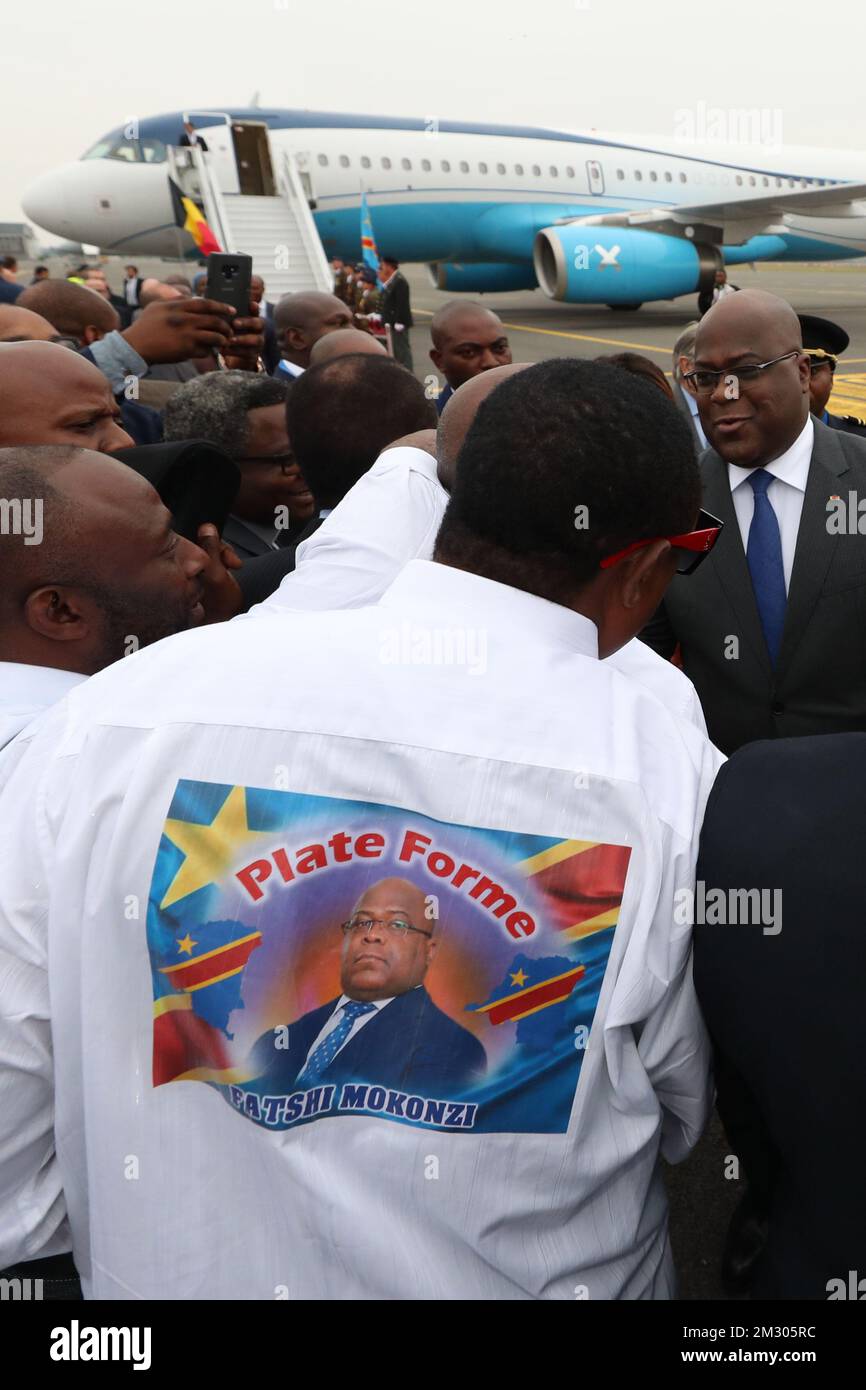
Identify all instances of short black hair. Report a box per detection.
[287,353,435,508]
[380,254,399,268]
[435,358,700,601]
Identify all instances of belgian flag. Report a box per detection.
[169,176,222,257]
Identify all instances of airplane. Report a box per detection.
[21,106,866,310]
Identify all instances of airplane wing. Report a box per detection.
[559,182,866,245]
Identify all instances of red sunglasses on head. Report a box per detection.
[600,509,724,576]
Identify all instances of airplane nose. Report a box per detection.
[22,163,87,238]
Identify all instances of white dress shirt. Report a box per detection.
[728,416,813,592]
[254,447,708,733]
[0,560,722,1298]
[0,662,87,752]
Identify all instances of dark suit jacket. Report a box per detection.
[232,514,323,610]
[641,420,866,753]
[380,271,413,329]
[671,382,703,454]
[694,734,866,1299]
[179,132,209,152]
[253,987,486,1095]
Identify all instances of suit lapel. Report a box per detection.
[776,422,849,676]
[700,450,773,676]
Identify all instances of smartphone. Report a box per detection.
[205,253,253,318]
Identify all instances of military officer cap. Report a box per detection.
[797,313,850,369]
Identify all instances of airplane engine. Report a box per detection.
[427,261,538,293]
[533,225,722,306]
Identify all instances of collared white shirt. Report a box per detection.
[124,277,139,306]
[254,447,707,733]
[0,662,87,752]
[0,559,722,1299]
[276,360,304,379]
[728,416,813,592]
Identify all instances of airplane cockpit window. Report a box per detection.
[141,139,167,163]
[83,135,140,162]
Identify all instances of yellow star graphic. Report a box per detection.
[176,934,198,956]
[510,968,528,988]
[160,785,270,909]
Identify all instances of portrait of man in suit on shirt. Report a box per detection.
[252,876,487,1096]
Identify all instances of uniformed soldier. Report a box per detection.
[798,312,866,438]
[354,268,382,335]
[330,259,350,306]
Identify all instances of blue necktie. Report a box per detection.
[297,1000,376,1087]
[746,469,787,666]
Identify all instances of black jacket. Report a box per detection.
[641,420,866,753]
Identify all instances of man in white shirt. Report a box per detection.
[272,291,352,380]
[0,359,724,1298]
[0,445,210,752]
[258,365,709,733]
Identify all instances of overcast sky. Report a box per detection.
[3,0,864,231]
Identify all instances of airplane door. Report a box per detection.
[231,122,276,196]
[586,159,605,195]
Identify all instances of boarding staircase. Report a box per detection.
[168,140,333,298]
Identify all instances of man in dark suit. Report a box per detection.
[253,877,486,1095]
[694,733,866,1299]
[670,321,707,453]
[179,121,209,152]
[379,255,414,371]
[642,289,866,755]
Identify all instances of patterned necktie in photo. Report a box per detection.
[297,1000,376,1087]
[747,469,787,667]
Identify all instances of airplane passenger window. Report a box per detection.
[339,155,350,168]
[421,158,431,171]
[497,162,506,174]
[479,162,488,174]
[749,176,756,186]
[616,169,624,179]
[361,156,371,168]
[382,156,392,169]
[318,154,329,166]
[531,164,541,176]
[679,172,687,182]
[566,165,575,178]
[460,160,469,172]
[402,158,412,170]
[441,159,451,172]
[649,171,658,181]
[736,175,743,185]
[549,165,558,177]
[664,171,672,182]
[762,176,769,186]
[141,139,167,164]
[634,170,643,180]
[514,163,524,175]
[788,178,795,187]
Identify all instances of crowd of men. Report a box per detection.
[0,250,864,1305]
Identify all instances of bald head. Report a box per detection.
[309,328,387,365]
[430,301,512,391]
[18,279,119,343]
[0,445,208,675]
[139,279,184,307]
[693,289,810,466]
[0,303,58,343]
[437,362,531,489]
[273,291,353,368]
[0,341,133,453]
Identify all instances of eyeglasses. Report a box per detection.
[682,351,801,394]
[809,357,836,375]
[241,454,296,474]
[341,915,433,940]
[600,508,725,576]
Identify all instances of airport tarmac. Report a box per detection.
[404,260,866,419]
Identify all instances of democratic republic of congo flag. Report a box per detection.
[360,190,382,284]
[169,176,222,257]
